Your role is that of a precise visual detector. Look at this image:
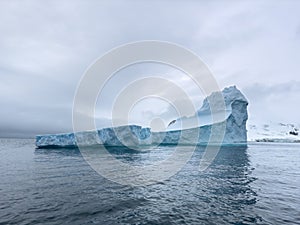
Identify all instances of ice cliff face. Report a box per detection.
[36,126,152,148]
[36,86,248,148]
[165,86,248,145]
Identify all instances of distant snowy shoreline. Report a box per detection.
[247,122,300,143]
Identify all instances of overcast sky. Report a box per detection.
[1,0,300,137]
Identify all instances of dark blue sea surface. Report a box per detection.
[0,139,299,225]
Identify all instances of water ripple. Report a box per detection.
[0,139,299,224]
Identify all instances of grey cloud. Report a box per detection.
[243,81,300,99]
[242,81,300,124]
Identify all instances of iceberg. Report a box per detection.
[36,86,248,148]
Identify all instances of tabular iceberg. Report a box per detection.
[36,86,248,148]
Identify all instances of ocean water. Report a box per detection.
[0,139,299,225]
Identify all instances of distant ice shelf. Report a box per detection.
[36,86,249,148]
